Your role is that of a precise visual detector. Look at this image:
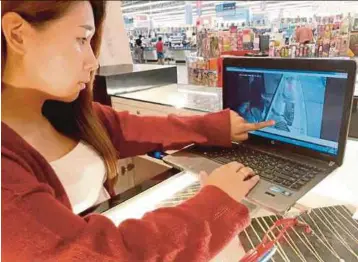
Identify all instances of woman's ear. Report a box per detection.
[2,12,31,56]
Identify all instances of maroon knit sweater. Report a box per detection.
[1,102,250,261]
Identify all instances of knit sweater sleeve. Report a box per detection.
[2,155,250,261]
[92,102,232,158]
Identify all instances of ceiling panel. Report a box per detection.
[122,1,358,22]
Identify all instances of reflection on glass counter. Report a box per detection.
[115,84,223,113]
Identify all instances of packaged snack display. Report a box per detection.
[187,12,356,88]
[269,13,355,58]
[186,54,218,87]
[188,26,269,88]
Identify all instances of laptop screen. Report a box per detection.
[225,66,349,156]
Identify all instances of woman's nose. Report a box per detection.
[84,58,99,72]
[84,49,99,72]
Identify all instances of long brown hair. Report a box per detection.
[1,1,119,194]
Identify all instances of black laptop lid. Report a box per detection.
[223,57,356,166]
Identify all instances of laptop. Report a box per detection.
[163,57,356,214]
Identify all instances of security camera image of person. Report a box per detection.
[237,74,268,123]
[236,72,326,138]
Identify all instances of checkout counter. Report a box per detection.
[92,67,358,261]
[137,47,196,63]
[167,47,197,63]
[94,63,177,105]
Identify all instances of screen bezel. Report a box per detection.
[223,57,356,166]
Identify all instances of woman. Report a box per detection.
[1,1,274,261]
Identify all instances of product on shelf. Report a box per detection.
[268,12,356,59]
[349,32,358,56]
[237,31,244,50]
[188,26,270,88]
[186,54,218,87]
[185,11,357,89]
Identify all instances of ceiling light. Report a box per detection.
[150,6,214,18]
[124,4,216,17]
[124,3,185,16]
[121,1,170,11]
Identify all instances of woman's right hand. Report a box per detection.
[199,162,259,203]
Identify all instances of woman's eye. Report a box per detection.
[77,37,88,45]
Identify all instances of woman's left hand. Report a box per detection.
[230,110,275,142]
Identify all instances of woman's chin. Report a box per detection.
[61,90,81,103]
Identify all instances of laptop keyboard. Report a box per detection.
[190,144,325,191]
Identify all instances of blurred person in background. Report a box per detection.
[134,34,144,63]
[191,32,197,47]
[156,36,164,65]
